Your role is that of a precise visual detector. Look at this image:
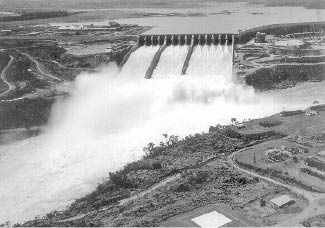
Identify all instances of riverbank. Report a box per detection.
[20,103,325,227]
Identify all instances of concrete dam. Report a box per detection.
[120,34,237,79]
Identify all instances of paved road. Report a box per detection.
[0,55,15,97]
[21,52,63,82]
[228,148,325,227]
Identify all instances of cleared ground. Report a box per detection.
[236,110,325,192]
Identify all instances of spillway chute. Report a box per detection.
[121,33,237,79]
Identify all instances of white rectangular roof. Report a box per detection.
[270,195,294,207]
[191,211,232,228]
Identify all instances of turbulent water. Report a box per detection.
[0,44,324,223]
[120,45,160,78]
[187,45,232,76]
[152,45,188,78]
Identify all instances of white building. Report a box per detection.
[269,195,295,209]
[191,211,232,228]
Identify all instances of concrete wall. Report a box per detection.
[138,34,238,46]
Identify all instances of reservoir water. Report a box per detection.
[115,2,324,34]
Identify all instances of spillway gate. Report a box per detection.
[138,34,238,46]
[120,33,238,78]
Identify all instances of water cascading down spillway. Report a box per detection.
[120,34,237,79]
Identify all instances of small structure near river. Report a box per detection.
[269,195,295,209]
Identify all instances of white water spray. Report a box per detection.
[120,45,160,78]
[0,44,323,223]
[152,45,189,78]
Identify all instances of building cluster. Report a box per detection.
[255,32,266,43]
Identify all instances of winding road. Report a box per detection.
[0,55,15,97]
[119,173,181,206]
[21,52,63,82]
[228,148,325,227]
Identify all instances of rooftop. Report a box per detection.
[270,195,294,207]
[191,211,232,228]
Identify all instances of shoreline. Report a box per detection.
[19,101,325,227]
[0,4,324,225]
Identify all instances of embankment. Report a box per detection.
[240,21,325,43]
[245,64,325,90]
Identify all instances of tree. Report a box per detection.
[147,142,155,152]
[143,142,155,156]
[152,162,162,169]
[292,156,298,163]
[159,142,165,148]
[109,171,135,188]
[168,135,179,145]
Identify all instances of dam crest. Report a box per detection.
[138,34,238,46]
[120,33,236,79]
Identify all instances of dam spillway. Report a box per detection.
[121,33,235,79]
[120,45,160,78]
[152,45,189,78]
[138,34,237,46]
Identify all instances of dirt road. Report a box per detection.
[228,148,325,227]
[0,55,15,97]
[21,52,63,82]
[119,173,181,206]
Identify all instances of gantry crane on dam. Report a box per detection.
[120,33,238,79]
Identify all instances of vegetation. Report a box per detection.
[259,121,283,128]
[236,159,321,192]
[0,98,54,130]
[302,214,325,227]
[300,168,325,181]
[246,64,325,90]
[305,157,325,172]
[21,126,283,226]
